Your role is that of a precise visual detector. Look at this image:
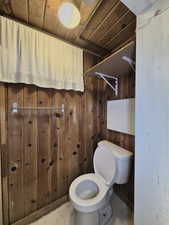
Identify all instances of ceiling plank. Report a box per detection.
[43,0,109,56]
[106,20,136,50]
[10,0,28,22]
[79,36,111,55]
[80,0,119,39]
[98,10,135,47]
[0,0,13,14]
[89,1,128,41]
[76,0,104,40]
[43,0,70,39]
[110,35,135,55]
[43,0,100,43]
[74,0,101,41]
[28,0,47,27]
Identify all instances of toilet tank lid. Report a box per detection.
[98,141,133,160]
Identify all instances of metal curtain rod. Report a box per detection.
[11,103,64,113]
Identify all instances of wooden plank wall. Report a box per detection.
[106,72,135,208]
[0,51,135,224]
[0,84,7,225]
[0,52,107,225]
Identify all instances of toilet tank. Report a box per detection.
[94,141,133,185]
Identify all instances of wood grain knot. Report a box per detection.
[25,163,30,167]
[55,113,61,118]
[31,200,36,204]
[49,160,54,166]
[41,158,46,164]
[121,24,127,29]
[11,166,17,172]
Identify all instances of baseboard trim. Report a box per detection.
[11,195,69,225]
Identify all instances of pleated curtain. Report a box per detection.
[0,16,84,91]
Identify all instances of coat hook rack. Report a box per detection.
[11,103,65,113]
[95,72,118,96]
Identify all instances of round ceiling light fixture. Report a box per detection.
[58,2,81,29]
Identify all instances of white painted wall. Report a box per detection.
[135,1,169,225]
[120,0,159,15]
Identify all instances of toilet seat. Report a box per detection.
[69,173,109,213]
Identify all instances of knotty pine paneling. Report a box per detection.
[0,84,6,225]
[0,54,135,224]
[0,52,106,224]
[106,72,135,208]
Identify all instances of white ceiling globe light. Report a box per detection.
[58,2,81,29]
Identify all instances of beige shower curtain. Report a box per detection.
[0,16,84,91]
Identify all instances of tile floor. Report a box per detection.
[30,194,133,225]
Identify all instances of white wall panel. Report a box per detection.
[135,2,169,225]
[107,98,135,135]
[120,0,159,15]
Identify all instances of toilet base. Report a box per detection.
[74,201,113,225]
[74,210,99,225]
[98,203,113,225]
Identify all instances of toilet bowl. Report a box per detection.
[69,140,133,225]
[69,173,109,213]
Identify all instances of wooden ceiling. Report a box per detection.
[0,0,136,57]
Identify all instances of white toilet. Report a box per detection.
[69,140,133,225]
